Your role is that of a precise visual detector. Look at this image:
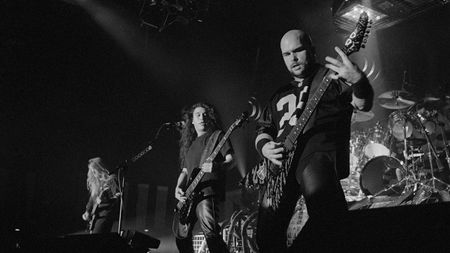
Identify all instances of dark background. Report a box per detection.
[1,0,449,247]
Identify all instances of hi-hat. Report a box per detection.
[378,90,416,109]
[351,110,374,123]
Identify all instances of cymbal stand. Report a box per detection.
[413,114,450,191]
[402,116,409,169]
[438,122,450,168]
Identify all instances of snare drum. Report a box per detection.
[359,156,406,196]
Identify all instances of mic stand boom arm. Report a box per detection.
[116,143,153,234]
[115,122,168,234]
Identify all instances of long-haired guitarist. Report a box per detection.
[175,102,234,253]
[81,157,119,234]
[254,29,373,251]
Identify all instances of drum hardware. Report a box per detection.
[409,112,450,192]
[437,121,450,170]
[405,138,426,147]
[363,122,391,159]
[388,110,414,141]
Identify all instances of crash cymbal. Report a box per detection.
[351,110,374,123]
[406,137,427,147]
[378,90,416,110]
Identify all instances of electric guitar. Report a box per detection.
[256,12,371,209]
[172,112,249,239]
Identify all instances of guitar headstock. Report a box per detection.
[342,11,372,56]
[237,111,250,126]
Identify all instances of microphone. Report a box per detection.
[164,121,186,128]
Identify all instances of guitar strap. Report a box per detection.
[199,130,222,165]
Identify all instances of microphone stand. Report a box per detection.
[113,123,170,234]
[412,114,449,192]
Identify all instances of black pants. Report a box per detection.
[256,152,348,253]
[176,197,228,253]
[92,202,118,234]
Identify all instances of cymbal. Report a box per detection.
[378,90,416,109]
[423,96,440,102]
[351,110,374,123]
[406,138,427,147]
[419,97,448,110]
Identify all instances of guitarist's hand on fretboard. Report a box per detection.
[262,141,284,167]
[175,186,187,203]
[82,211,91,221]
[325,46,363,84]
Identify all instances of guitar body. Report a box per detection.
[88,213,97,233]
[87,194,102,233]
[172,209,192,239]
[176,168,203,224]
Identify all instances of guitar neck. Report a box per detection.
[207,126,234,162]
[181,130,233,200]
[284,68,333,149]
[177,115,245,209]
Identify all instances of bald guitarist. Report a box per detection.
[254,26,373,252]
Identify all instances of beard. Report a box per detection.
[290,61,315,79]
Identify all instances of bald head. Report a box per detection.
[280,30,315,80]
[280,30,312,50]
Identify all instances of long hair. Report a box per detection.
[86,157,118,198]
[179,102,221,167]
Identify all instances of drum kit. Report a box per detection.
[343,89,450,204]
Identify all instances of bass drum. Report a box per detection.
[359,156,406,196]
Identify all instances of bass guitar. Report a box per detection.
[172,111,249,239]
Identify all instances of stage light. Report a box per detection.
[332,0,448,31]
[139,0,210,32]
[341,4,387,22]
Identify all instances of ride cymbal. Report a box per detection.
[378,90,416,109]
